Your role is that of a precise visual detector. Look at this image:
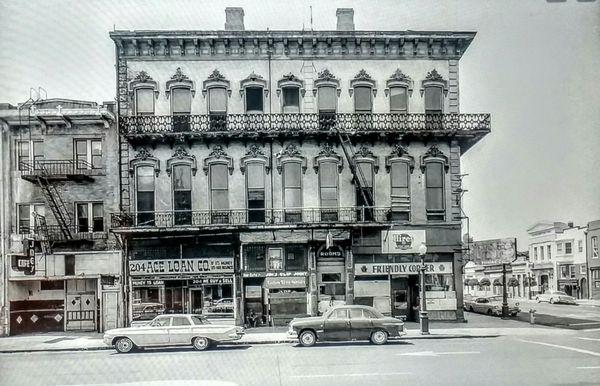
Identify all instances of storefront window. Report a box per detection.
[268,248,283,271]
[285,245,307,271]
[424,274,454,291]
[245,245,266,271]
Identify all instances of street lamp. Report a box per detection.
[418,242,430,335]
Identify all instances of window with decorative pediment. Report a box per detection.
[386,143,415,221]
[277,73,305,113]
[240,145,270,223]
[166,68,195,131]
[313,144,343,222]
[353,146,378,221]
[202,70,231,129]
[130,71,159,116]
[385,69,413,113]
[166,146,197,225]
[350,69,377,113]
[276,144,307,223]
[314,69,341,128]
[203,146,233,224]
[129,148,160,226]
[421,69,448,114]
[240,72,268,114]
[420,146,449,222]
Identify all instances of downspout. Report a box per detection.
[0,124,7,335]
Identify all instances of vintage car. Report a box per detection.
[463,294,475,311]
[103,314,244,353]
[465,296,520,316]
[536,290,577,305]
[132,302,165,325]
[205,298,234,314]
[287,305,405,347]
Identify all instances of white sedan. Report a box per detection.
[536,291,577,305]
[103,314,244,353]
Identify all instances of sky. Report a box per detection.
[1,0,599,247]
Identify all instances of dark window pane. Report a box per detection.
[18,205,30,233]
[425,162,444,188]
[137,192,155,212]
[424,86,443,113]
[65,255,76,276]
[136,88,154,114]
[282,87,300,113]
[354,86,372,112]
[209,88,227,113]
[171,88,191,114]
[426,188,444,210]
[245,87,263,112]
[390,87,408,112]
[318,86,336,111]
[174,191,191,211]
[77,204,89,232]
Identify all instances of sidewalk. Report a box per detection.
[0,314,573,354]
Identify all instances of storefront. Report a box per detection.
[129,257,234,323]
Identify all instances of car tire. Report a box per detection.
[370,330,388,345]
[511,312,518,317]
[486,309,493,316]
[469,306,474,312]
[115,337,135,354]
[299,330,316,347]
[550,298,555,304]
[536,297,541,303]
[193,336,210,351]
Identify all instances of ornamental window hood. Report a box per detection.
[165,67,196,98]
[202,69,232,98]
[384,69,413,97]
[239,72,269,97]
[313,69,341,97]
[129,71,159,98]
[349,69,377,97]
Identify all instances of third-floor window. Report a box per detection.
[425,161,445,221]
[318,86,337,114]
[172,164,192,225]
[389,86,408,113]
[17,140,43,170]
[135,88,155,115]
[74,139,102,169]
[76,202,104,232]
[245,87,264,114]
[353,86,373,113]
[282,87,300,113]
[424,85,443,114]
[208,87,228,115]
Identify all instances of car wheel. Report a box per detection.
[370,330,388,345]
[536,297,541,303]
[193,337,210,351]
[469,306,474,312]
[299,330,316,347]
[511,312,518,317]
[115,337,134,354]
[549,298,555,304]
[486,309,493,316]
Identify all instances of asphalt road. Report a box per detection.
[2,329,600,386]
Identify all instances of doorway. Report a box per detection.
[190,289,203,314]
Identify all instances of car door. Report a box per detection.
[323,308,351,341]
[169,315,194,345]
[137,315,171,346]
[473,298,488,314]
[349,308,372,340]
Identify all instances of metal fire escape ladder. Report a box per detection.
[33,213,52,255]
[36,172,73,240]
[335,129,374,210]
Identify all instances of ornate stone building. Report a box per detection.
[109,7,490,325]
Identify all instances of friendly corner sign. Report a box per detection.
[382,230,426,254]
[355,262,453,276]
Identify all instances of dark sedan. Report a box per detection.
[287,305,406,347]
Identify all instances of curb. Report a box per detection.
[0,333,500,354]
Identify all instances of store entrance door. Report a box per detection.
[190,289,203,314]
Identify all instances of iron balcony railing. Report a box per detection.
[19,159,99,178]
[110,207,397,229]
[17,225,107,242]
[120,113,491,136]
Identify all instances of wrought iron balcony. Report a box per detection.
[20,160,100,182]
[110,207,398,231]
[17,226,107,242]
[120,113,491,137]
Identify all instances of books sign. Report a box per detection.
[129,258,234,276]
[382,230,426,254]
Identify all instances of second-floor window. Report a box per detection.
[171,88,192,132]
[17,203,44,234]
[353,86,373,113]
[390,161,410,221]
[245,87,264,113]
[246,162,265,223]
[17,140,43,170]
[389,86,408,113]
[210,163,229,223]
[172,165,192,225]
[424,85,443,114]
[136,166,155,226]
[540,246,545,260]
[593,236,598,258]
[282,87,300,113]
[209,87,227,115]
[547,245,551,259]
[578,240,583,253]
[425,161,445,221]
[319,161,339,221]
[557,242,563,253]
[74,139,102,169]
[355,161,374,221]
[283,162,302,222]
[533,247,538,260]
[318,86,337,114]
[565,242,572,254]
[135,88,155,115]
[76,202,104,232]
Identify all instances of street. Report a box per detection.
[2,327,600,386]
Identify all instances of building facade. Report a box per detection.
[109,7,490,326]
[0,99,123,336]
[587,220,600,300]
[554,224,587,298]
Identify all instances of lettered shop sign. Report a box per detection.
[381,230,426,254]
[129,258,234,276]
[355,262,453,276]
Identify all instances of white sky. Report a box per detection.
[1,0,599,247]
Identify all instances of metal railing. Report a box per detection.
[17,225,107,242]
[110,207,395,229]
[120,113,491,135]
[19,159,98,177]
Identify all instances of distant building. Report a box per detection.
[586,220,600,300]
[0,99,122,336]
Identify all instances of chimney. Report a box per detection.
[336,8,354,31]
[225,7,245,30]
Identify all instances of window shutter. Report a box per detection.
[353,86,372,112]
[209,88,227,113]
[318,86,336,111]
[171,88,191,114]
[390,87,408,112]
[136,88,154,114]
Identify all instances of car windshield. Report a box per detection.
[488,296,503,302]
[191,315,211,325]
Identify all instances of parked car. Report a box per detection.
[465,296,520,316]
[536,291,577,305]
[132,302,165,325]
[287,305,406,347]
[103,314,244,353]
[463,294,475,311]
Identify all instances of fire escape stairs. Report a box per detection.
[35,172,73,241]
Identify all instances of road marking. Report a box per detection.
[581,328,600,332]
[576,366,600,369]
[517,339,600,357]
[290,372,411,379]
[568,322,600,326]
[397,351,480,357]
[577,337,600,342]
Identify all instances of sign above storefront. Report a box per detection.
[264,276,307,289]
[242,271,308,278]
[131,279,165,286]
[382,230,426,254]
[190,277,233,285]
[129,258,233,276]
[355,262,453,276]
[317,246,344,259]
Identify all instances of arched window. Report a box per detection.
[353,146,378,222]
[136,165,156,226]
[172,164,192,225]
[421,69,448,115]
[277,73,304,114]
[240,72,267,114]
[241,145,270,224]
[385,69,413,113]
[313,143,343,222]
[314,69,340,129]
[277,144,307,223]
[203,145,233,224]
[129,71,158,116]
[386,143,415,221]
[420,146,449,222]
[350,69,376,114]
[202,70,231,130]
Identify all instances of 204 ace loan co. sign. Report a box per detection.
[129,258,234,276]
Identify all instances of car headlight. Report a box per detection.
[515,302,519,307]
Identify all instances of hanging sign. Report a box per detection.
[129,258,234,276]
[382,230,426,254]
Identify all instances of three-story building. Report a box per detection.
[109,7,490,325]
